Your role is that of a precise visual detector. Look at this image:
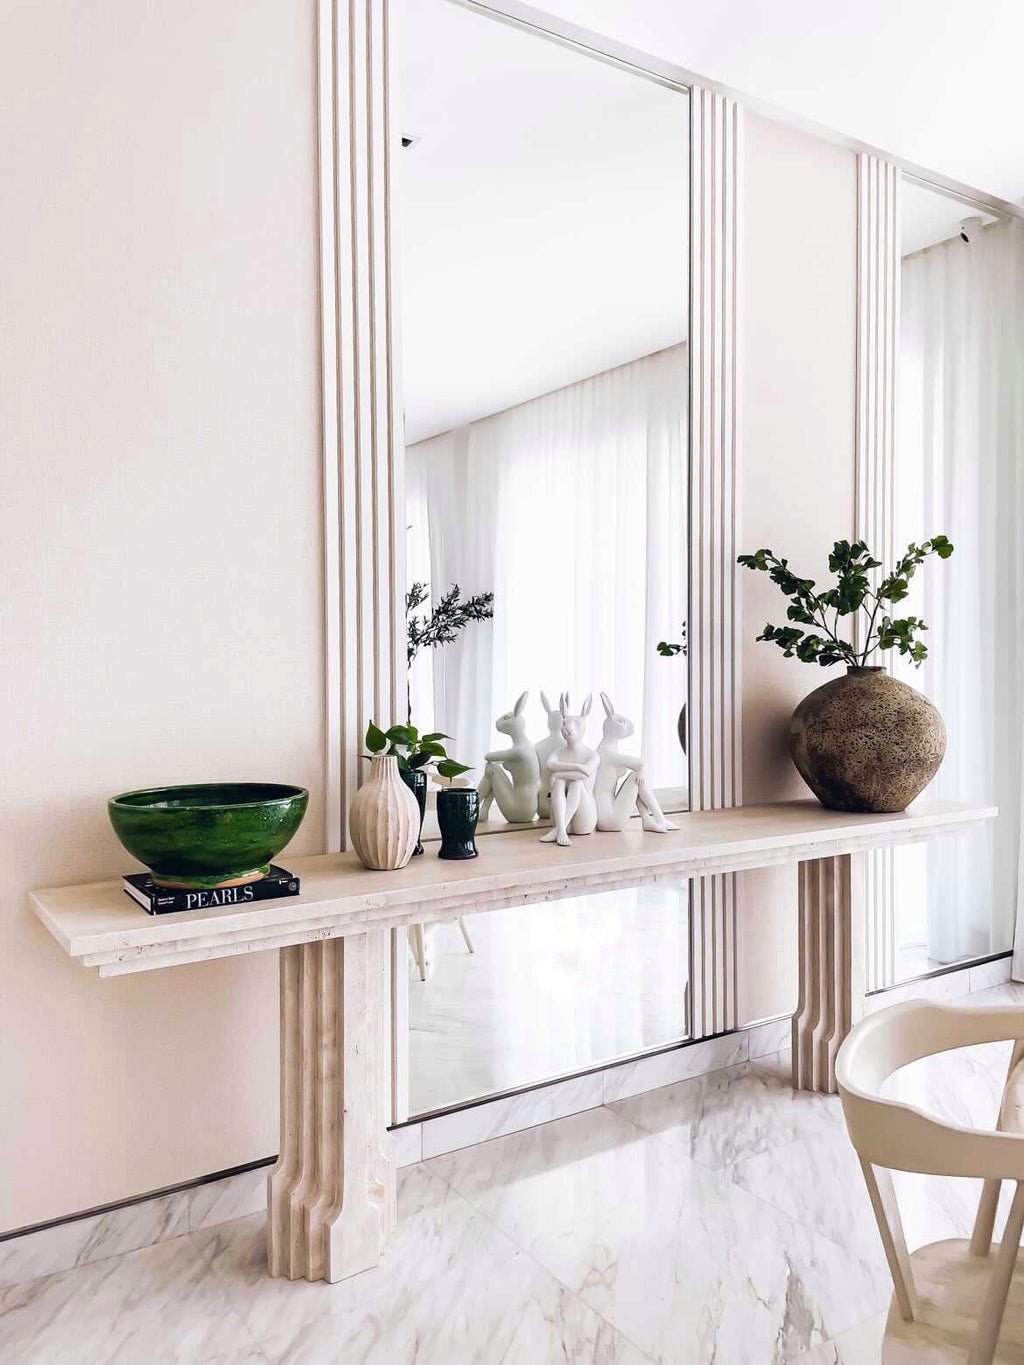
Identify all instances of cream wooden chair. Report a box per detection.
[836,1000,1024,1364]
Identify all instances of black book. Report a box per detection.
[122,865,300,915]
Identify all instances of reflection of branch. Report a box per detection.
[406,582,494,666]
[656,620,687,658]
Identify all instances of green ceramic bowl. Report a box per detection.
[108,783,309,889]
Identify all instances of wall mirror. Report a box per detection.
[891,176,1020,984]
[394,0,691,1118]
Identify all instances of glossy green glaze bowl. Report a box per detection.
[108,783,309,889]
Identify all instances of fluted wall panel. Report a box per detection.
[856,155,900,993]
[688,86,744,1036]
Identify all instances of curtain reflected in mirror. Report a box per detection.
[395,0,690,1116]
[892,179,1024,982]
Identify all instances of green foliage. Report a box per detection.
[656,621,687,658]
[363,721,471,780]
[406,582,495,667]
[736,535,953,669]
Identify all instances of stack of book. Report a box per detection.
[122,864,300,915]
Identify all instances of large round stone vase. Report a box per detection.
[787,666,945,813]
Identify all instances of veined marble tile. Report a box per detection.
[972,980,1024,1007]
[421,1070,605,1159]
[601,1032,747,1105]
[0,1227,264,1364]
[190,1168,269,1234]
[969,957,1013,992]
[609,1059,844,1169]
[864,969,972,1013]
[0,1190,190,1288]
[745,1015,792,1060]
[881,1039,1014,1132]
[391,1122,423,1167]
[196,1166,652,1364]
[728,1125,1011,1269]
[792,1312,887,1363]
[431,1105,887,1363]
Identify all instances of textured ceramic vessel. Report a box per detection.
[400,768,427,856]
[108,782,309,889]
[788,666,945,813]
[437,787,480,860]
[349,755,420,870]
[677,702,687,756]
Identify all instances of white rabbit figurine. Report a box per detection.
[540,693,599,846]
[595,692,679,833]
[477,691,541,824]
[534,691,564,820]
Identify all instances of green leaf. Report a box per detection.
[407,751,432,769]
[421,732,451,743]
[929,533,954,559]
[365,721,387,753]
[385,724,415,745]
[437,759,472,779]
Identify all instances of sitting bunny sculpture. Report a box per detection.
[595,692,679,833]
[540,693,599,846]
[534,691,564,820]
[478,691,541,824]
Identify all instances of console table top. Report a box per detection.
[31,798,996,977]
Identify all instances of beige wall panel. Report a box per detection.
[736,114,857,1025]
[0,0,323,1230]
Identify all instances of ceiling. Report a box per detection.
[397,0,1021,441]
[901,180,999,256]
[524,0,1024,204]
[396,0,687,444]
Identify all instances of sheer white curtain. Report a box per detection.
[895,219,1024,967]
[407,344,687,794]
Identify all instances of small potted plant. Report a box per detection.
[366,723,471,856]
[737,536,953,812]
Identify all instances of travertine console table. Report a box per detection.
[32,798,994,1283]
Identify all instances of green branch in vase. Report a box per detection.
[736,535,953,669]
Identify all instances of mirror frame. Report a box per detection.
[316,0,743,1123]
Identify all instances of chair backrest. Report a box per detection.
[836,1000,1024,1179]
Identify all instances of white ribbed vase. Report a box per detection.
[348,755,420,871]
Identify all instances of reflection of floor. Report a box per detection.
[7,981,1022,1363]
[408,884,690,1116]
[896,942,983,983]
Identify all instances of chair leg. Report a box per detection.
[457,917,474,954]
[971,1039,1024,1258]
[972,1179,1003,1257]
[859,1158,918,1321]
[409,924,427,982]
[968,1180,1024,1365]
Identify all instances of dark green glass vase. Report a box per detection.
[400,768,427,856]
[437,787,479,860]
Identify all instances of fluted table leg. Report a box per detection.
[267,931,395,1282]
[792,853,867,1094]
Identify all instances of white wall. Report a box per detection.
[0,0,323,1232]
[0,4,865,1231]
[736,114,858,1025]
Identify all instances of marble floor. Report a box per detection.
[409,884,690,1115]
[4,981,1023,1365]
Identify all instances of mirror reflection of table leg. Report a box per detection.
[792,852,867,1093]
[267,931,395,1282]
